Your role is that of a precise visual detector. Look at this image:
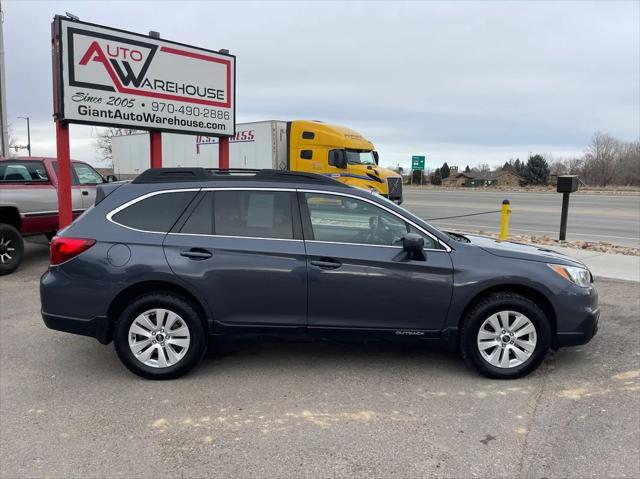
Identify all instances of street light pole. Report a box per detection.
[17,116,31,156]
[0,3,9,157]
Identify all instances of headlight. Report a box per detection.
[548,264,592,287]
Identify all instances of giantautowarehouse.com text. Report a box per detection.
[76,105,227,131]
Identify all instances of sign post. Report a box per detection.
[411,155,425,186]
[51,15,236,226]
[557,175,580,241]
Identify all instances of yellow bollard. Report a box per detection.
[499,199,511,240]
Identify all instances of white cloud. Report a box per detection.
[3,1,638,168]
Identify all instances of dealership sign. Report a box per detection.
[52,17,235,136]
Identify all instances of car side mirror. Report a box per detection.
[105,175,118,183]
[402,232,426,261]
[373,151,379,165]
[329,150,347,169]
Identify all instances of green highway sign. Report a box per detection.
[412,155,425,170]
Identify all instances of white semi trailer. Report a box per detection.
[111,121,287,177]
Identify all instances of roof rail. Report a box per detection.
[132,167,349,187]
[132,168,213,183]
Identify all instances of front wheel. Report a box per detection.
[114,293,206,379]
[460,292,551,379]
[0,223,24,276]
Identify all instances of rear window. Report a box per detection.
[0,161,49,182]
[111,191,196,232]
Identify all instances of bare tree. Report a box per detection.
[94,127,140,166]
[549,159,567,176]
[613,140,640,186]
[583,132,620,186]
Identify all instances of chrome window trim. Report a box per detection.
[106,187,297,235]
[299,188,451,252]
[105,186,451,252]
[106,188,201,234]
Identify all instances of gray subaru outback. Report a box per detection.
[40,168,599,380]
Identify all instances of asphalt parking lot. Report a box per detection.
[1,241,639,478]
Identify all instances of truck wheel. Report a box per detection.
[460,292,551,379]
[114,293,206,380]
[0,224,24,276]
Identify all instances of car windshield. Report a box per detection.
[346,150,376,166]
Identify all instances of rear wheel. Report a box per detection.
[0,223,24,276]
[114,293,206,379]
[460,292,551,379]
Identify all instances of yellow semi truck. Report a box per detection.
[111,120,403,203]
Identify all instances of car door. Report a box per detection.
[300,191,454,333]
[163,189,307,328]
[71,163,103,209]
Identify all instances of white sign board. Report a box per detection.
[53,17,235,136]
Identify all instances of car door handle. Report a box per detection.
[81,190,89,196]
[180,249,213,260]
[310,258,342,270]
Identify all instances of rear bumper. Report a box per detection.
[42,312,112,344]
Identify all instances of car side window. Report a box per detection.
[214,190,294,239]
[180,192,214,235]
[304,193,436,248]
[0,161,49,182]
[111,191,197,233]
[52,162,80,185]
[73,163,103,185]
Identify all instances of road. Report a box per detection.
[402,188,640,247]
[1,243,639,478]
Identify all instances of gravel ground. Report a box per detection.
[1,242,639,479]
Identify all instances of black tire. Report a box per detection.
[114,293,206,380]
[0,223,24,276]
[460,292,551,379]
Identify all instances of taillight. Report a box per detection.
[49,236,96,265]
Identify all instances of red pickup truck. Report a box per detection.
[0,157,116,275]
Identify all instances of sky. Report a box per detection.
[2,0,639,171]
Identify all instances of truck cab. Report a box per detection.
[288,121,403,203]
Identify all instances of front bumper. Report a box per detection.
[553,283,599,348]
[42,312,112,344]
[554,307,599,348]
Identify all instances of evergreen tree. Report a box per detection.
[524,154,550,185]
[432,168,442,185]
[464,165,471,173]
[503,161,511,170]
[514,158,524,176]
[441,162,451,179]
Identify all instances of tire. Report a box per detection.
[114,293,206,380]
[460,292,551,379]
[0,223,24,276]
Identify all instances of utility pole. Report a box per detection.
[18,116,30,156]
[0,2,9,157]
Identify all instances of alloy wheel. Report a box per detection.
[476,310,537,368]
[128,308,191,368]
[0,236,15,264]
